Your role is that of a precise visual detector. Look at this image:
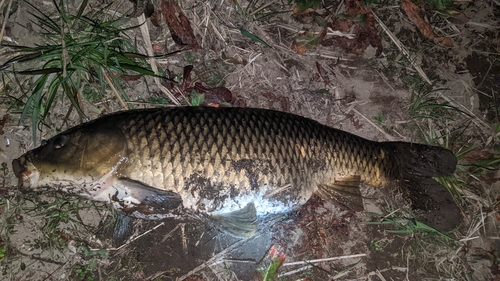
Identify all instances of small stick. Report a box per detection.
[178,235,259,280]
[110,222,165,251]
[351,108,395,141]
[263,184,291,199]
[375,269,387,281]
[136,14,181,105]
[282,253,366,267]
[437,92,490,133]
[371,10,431,85]
[0,0,13,43]
[103,71,128,110]
[279,265,312,277]
[160,223,181,243]
[195,231,205,247]
[181,223,188,255]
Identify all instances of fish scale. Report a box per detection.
[118,110,325,202]
[114,108,382,207]
[12,106,460,236]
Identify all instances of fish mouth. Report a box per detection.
[12,156,38,189]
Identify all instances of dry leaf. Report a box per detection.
[322,0,383,56]
[401,0,453,47]
[0,114,11,135]
[161,0,201,51]
[293,43,308,54]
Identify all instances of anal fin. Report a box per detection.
[212,202,257,238]
[315,175,364,212]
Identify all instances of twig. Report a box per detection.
[109,222,165,251]
[279,265,312,277]
[371,10,431,84]
[136,14,181,105]
[375,269,387,281]
[195,231,205,247]
[263,184,291,199]
[181,223,188,255]
[103,71,128,110]
[160,223,182,243]
[282,253,367,267]
[177,235,258,280]
[351,107,396,141]
[437,91,490,134]
[0,0,13,43]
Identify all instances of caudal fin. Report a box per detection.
[384,142,461,231]
[384,142,457,178]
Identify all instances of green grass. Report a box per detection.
[365,210,461,277]
[399,70,500,279]
[73,247,108,281]
[403,75,475,201]
[365,213,455,241]
[234,0,291,23]
[0,187,114,278]
[227,0,291,47]
[1,0,155,142]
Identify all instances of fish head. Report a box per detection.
[12,122,127,190]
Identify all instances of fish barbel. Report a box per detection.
[12,107,460,236]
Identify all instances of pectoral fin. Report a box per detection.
[113,178,182,215]
[112,213,133,242]
[212,202,257,237]
[316,175,364,212]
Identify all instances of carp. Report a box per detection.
[12,107,460,236]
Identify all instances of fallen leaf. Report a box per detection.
[322,0,383,56]
[401,0,453,47]
[150,10,161,27]
[188,82,234,105]
[262,92,290,112]
[448,10,468,24]
[0,114,11,135]
[293,42,308,54]
[161,0,201,51]
[293,27,327,54]
[152,44,163,52]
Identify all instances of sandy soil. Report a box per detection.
[1,0,499,280]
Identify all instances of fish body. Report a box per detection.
[12,107,459,236]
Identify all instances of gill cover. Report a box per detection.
[15,121,127,187]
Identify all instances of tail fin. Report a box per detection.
[384,142,457,178]
[384,142,461,231]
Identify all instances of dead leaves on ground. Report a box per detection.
[162,64,236,107]
[292,0,466,55]
[0,114,11,136]
[401,0,453,47]
[325,0,383,56]
[292,0,383,56]
[160,0,201,51]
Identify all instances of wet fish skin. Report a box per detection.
[117,107,396,209]
[12,107,459,235]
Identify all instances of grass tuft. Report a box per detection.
[1,0,155,141]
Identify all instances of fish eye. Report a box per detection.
[52,135,68,149]
[41,139,48,146]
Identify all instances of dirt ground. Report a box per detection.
[0,0,499,280]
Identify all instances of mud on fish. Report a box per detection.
[12,107,461,237]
